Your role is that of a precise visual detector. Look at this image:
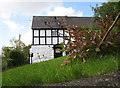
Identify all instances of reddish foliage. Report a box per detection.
[60,15,119,65]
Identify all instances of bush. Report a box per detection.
[9,49,25,67]
[61,14,120,65]
[2,57,8,71]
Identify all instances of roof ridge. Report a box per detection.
[33,16,93,18]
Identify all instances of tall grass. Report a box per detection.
[2,53,119,86]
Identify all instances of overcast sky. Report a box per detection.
[0,0,108,54]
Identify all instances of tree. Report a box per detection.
[2,34,31,67]
[93,2,120,19]
[61,2,120,65]
[23,45,31,64]
[2,46,13,58]
[92,1,120,53]
[92,2,120,30]
[10,34,25,50]
[9,49,25,67]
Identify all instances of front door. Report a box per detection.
[54,44,62,58]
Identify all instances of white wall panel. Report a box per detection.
[30,45,54,63]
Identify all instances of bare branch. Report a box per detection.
[98,12,120,49]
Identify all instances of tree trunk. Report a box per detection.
[98,12,120,49]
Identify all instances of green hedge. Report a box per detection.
[9,49,25,67]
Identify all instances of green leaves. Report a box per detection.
[95,47,100,52]
[7,58,14,61]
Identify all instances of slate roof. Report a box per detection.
[32,16,94,29]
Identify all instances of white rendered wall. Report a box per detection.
[30,45,54,63]
[30,45,66,64]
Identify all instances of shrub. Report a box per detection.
[9,49,25,67]
[2,57,8,71]
[61,14,120,65]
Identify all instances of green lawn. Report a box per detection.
[2,53,119,86]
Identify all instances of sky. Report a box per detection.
[0,0,108,54]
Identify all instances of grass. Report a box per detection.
[2,53,119,86]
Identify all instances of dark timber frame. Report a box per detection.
[32,28,67,45]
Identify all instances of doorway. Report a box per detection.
[53,44,62,58]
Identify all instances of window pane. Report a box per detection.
[53,37,57,44]
[34,38,39,44]
[46,30,51,36]
[40,30,45,36]
[55,48,61,53]
[71,37,75,41]
[52,30,57,36]
[59,37,63,44]
[65,40,68,44]
[64,30,69,36]
[34,30,39,36]
[58,30,63,36]
[40,38,45,44]
[47,37,51,44]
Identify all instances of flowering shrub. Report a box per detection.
[62,25,97,64]
[61,14,119,65]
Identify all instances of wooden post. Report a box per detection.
[98,12,120,49]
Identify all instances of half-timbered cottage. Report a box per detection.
[30,16,93,63]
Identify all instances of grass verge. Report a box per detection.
[2,53,119,86]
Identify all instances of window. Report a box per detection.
[53,37,57,44]
[52,30,57,36]
[59,37,63,43]
[55,48,61,53]
[33,29,65,45]
[40,30,45,36]
[34,38,39,44]
[46,37,51,44]
[65,40,68,44]
[40,38,45,44]
[46,30,51,36]
[58,30,63,36]
[34,30,39,36]
[64,30,69,36]
[71,37,75,41]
